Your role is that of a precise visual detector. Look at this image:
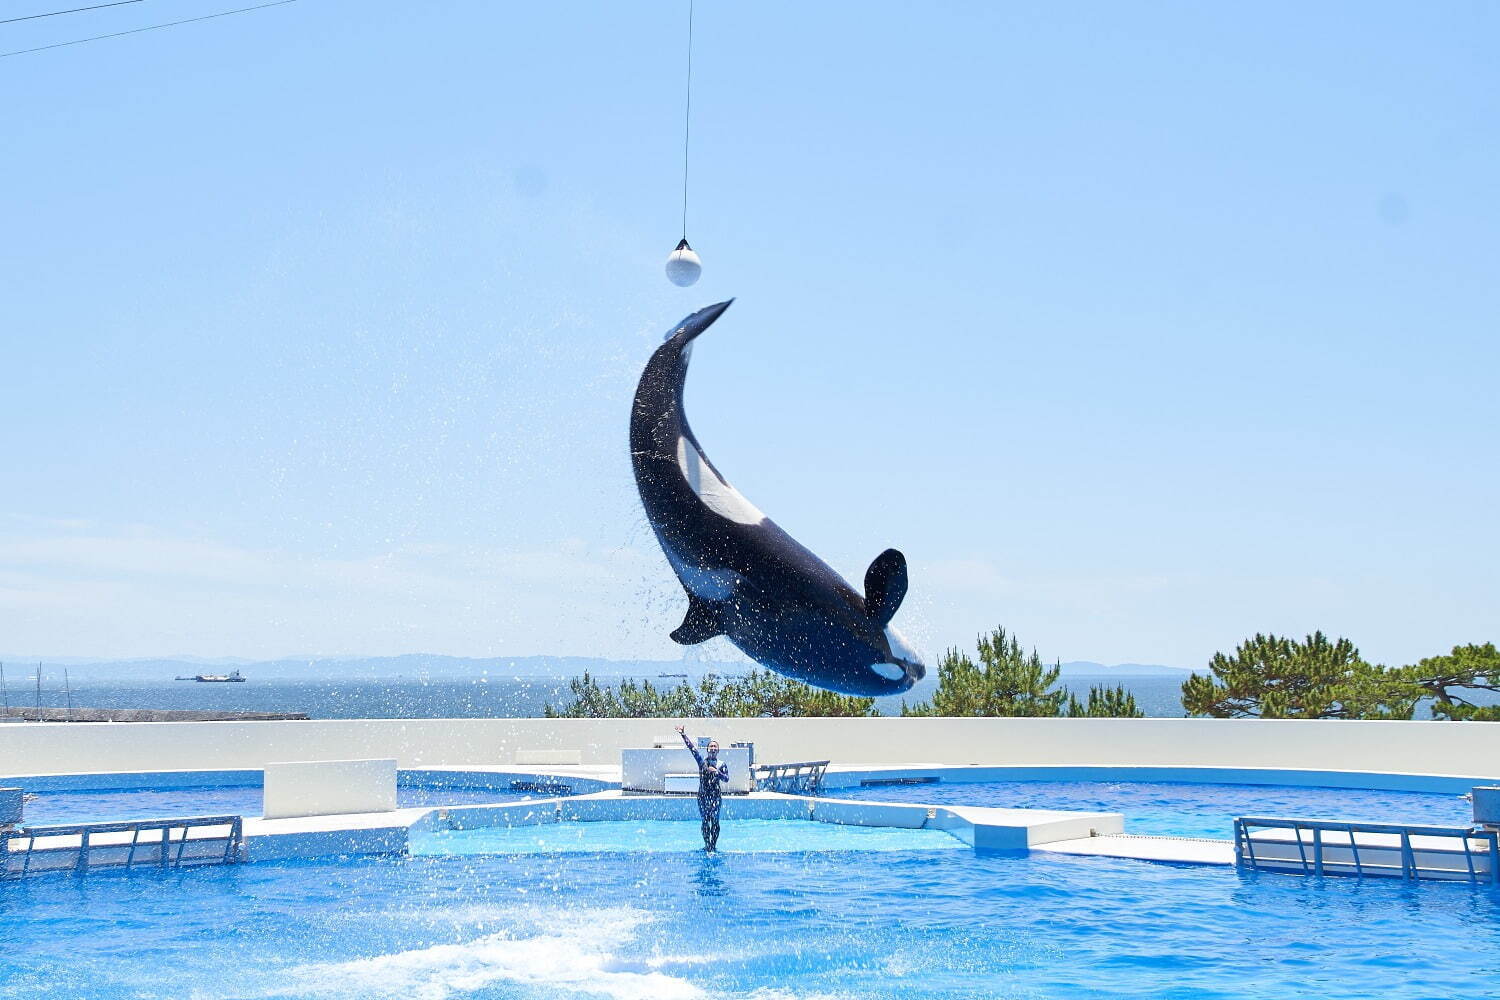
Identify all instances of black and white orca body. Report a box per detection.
[629,300,926,697]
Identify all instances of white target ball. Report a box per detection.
[665,241,702,287]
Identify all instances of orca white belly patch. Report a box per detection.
[677,436,767,525]
[664,546,741,600]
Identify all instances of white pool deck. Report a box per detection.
[11,761,1500,869]
[1038,834,1236,865]
[7,740,1499,871]
[1,761,1228,867]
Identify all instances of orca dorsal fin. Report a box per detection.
[670,595,723,645]
[864,548,909,626]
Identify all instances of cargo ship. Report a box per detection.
[174,669,247,683]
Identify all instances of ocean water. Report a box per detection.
[831,779,1476,840]
[7,677,575,719]
[3,843,1499,998]
[16,673,1488,720]
[6,674,1194,718]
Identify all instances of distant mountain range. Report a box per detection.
[1,654,748,682]
[1058,661,1191,677]
[1,653,1191,681]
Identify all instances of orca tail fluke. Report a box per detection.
[668,299,734,346]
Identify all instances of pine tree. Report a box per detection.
[1180,632,1417,719]
[901,626,1141,717]
[1402,643,1500,721]
[1065,684,1144,718]
[544,668,878,718]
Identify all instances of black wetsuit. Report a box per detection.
[680,731,728,850]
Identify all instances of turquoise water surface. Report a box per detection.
[413,819,967,855]
[830,779,1475,839]
[2,835,1498,999]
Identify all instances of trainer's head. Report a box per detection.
[706,739,720,758]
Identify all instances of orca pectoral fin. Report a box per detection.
[864,548,909,626]
[670,595,723,645]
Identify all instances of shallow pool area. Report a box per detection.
[831,778,1476,840]
[4,842,1499,999]
[412,818,969,855]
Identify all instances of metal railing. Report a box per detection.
[751,760,830,794]
[1,815,244,879]
[1235,816,1500,884]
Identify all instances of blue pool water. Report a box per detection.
[830,779,1474,839]
[22,784,541,826]
[413,819,967,855]
[2,840,1498,999]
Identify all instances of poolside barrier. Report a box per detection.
[752,760,830,794]
[1234,816,1500,884]
[2,815,244,879]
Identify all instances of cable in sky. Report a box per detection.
[681,0,693,241]
[0,1,147,27]
[663,0,702,287]
[0,0,295,59]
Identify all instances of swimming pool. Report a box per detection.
[16,772,588,827]
[413,818,969,855]
[829,779,1475,839]
[3,831,1497,999]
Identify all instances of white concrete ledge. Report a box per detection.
[263,758,397,820]
[244,807,432,861]
[810,799,930,830]
[514,749,583,766]
[822,763,1500,796]
[431,791,1121,852]
[620,746,752,793]
[1038,835,1236,865]
[7,717,1500,781]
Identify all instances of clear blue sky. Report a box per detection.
[2,0,1495,670]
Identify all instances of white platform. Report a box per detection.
[1037,834,1236,865]
[262,758,397,820]
[620,746,752,794]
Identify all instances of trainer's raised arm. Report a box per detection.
[676,724,704,766]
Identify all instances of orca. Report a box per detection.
[629,300,926,697]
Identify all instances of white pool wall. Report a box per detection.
[5,717,1500,783]
[3,768,616,796]
[262,758,397,820]
[401,792,1120,854]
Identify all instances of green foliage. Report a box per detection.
[543,669,878,719]
[902,626,1142,718]
[1180,632,1418,720]
[1065,684,1144,718]
[1402,643,1500,721]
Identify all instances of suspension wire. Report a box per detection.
[680,0,693,241]
[0,0,296,59]
[1,0,147,27]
